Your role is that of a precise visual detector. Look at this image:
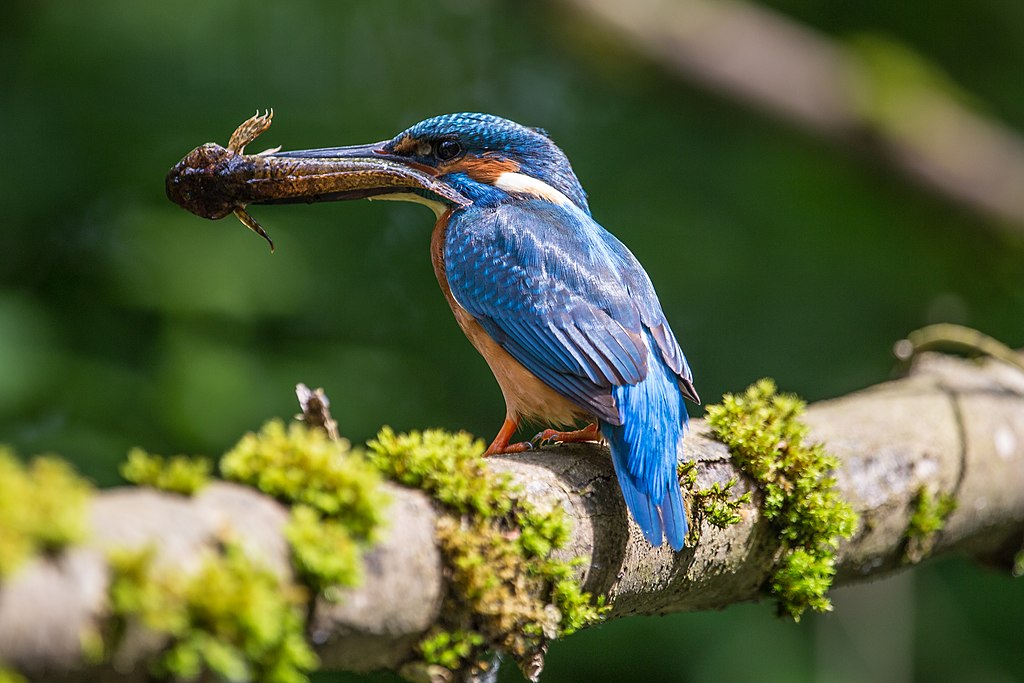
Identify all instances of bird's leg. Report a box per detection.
[484,417,533,456]
[532,422,601,447]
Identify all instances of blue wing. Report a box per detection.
[444,199,696,420]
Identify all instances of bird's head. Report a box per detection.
[275,113,589,216]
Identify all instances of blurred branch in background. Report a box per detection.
[1,353,1022,680]
[562,0,1024,232]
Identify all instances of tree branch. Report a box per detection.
[561,0,1024,231]
[1,354,1022,680]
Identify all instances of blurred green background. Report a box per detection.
[3,1,1022,681]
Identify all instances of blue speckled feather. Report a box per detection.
[444,198,694,548]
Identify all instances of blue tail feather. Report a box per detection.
[600,346,689,550]
[661,472,688,550]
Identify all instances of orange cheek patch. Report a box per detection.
[446,155,520,183]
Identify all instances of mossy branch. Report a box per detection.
[1,353,1023,681]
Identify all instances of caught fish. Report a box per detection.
[165,110,469,251]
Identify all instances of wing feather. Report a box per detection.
[444,199,695,420]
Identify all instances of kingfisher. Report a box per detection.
[275,113,699,549]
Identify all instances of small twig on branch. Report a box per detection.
[893,323,1024,373]
[295,383,340,442]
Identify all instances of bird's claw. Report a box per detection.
[531,429,561,448]
[484,440,533,456]
[530,423,602,449]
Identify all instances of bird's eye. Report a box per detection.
[435,139,463,161]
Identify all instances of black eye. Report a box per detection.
[435,139,462,161]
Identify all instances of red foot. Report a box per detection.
[532,422,601,447]
[484,418,533,456]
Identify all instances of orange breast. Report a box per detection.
[429,211,588,427]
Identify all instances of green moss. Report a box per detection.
[367,427,512,518]
[368,428,607,678]
[0,418,599,680]
[706,379,858,621]
[904,486,956,564]
[222,420,385,539]
[284,505,361,593]
[221,420,388,594]
[94,419,398,683]
[417,629,485,671]
[678,461,751,545]
[770,547,836,615]
[107,543,317,683]
[1014,550,1024,579]
[0,447,93,579]
[120,448,211,495]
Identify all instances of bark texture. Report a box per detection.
[1,354,1022,680]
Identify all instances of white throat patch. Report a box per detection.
[493,172,572,206]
